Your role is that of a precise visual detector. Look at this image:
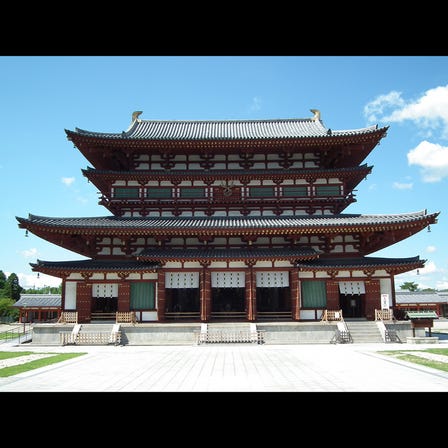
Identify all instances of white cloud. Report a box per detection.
[364,91,405,123]
[249,96,262,112]
[17,272,61,289]
[426,245,437,253]
[419,260,438,275]
[61,177,75,186]
[21,248,38,258]
[365,85,448,182]
[365,84,448,139]
[407,140,448,182]
[392,181,413,190]
[436,280,448,290]
[384,85,448,138]
[76,195,89,204]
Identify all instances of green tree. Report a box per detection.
[0,271,6,290]
[3,273,23,301]
[22,284,62,294]
[0,297,18,318]
[399,281,419,292]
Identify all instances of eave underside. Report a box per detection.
[31,255,422,278]
[18,222,437,259]
[68,133,386,172]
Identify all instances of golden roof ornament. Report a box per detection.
[310,109,321,121]
[132,111,143,122]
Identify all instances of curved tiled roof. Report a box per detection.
[295,256,424,269]
[17,210,439,231]
[14,294,61,308]
[395,291,448,304]
[31,259,159,271]
[67,115,386,141]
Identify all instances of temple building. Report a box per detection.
[16,110,439,323]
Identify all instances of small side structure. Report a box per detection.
[13,294,62,323]
[395,291,448,319]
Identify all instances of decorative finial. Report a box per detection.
[310,109,321,121]
[132,111,143,122]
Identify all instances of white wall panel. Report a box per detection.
[64,282,77,310]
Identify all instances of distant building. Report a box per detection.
[13,294,61,323]
[17,110,439,323]
[395,291,448,319]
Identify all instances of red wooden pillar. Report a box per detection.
[118,282,130,312]
[364,279,381,320]
[246,265,256,321]
[291,269,300,320]
[200,265,211,322]
[391,275,397,308]
[77,282,92,323]
[61,279,66,311]
[157,270,166,322]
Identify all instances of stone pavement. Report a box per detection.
[1,341,448,392]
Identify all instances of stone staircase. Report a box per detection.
[344,320,384,343]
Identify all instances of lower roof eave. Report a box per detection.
[30,259,161,278]
[295,256,425,275]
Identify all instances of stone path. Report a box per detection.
[1,343,448,392]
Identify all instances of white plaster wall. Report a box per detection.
[141,311,158,321]
[106,273,121,280]
[64,282,77,310]
[380,278,393,306]
[300,309,321,320]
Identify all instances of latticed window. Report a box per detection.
[282,186,308,197]
[314,185,340,196]
[113,187,139,199]
[146,187,172,199]
[248,186,275,198]
[179,187,206,198]
[301,280,327,308]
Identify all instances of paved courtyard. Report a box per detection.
[1,341,448,392]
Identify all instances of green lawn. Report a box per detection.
[0,331,23,340]
[0,351,86,377]
[379,347,448,373]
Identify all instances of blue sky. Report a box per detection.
[1,56,447,290]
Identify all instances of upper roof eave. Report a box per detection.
[64,118,388,143]
[16,210,440,233]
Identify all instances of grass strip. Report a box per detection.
[0,332,23,340]
[422,348,448,356]
[0,351,34,360]
[392,353,448,373]
[0,352,86,377]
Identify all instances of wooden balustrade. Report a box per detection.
[196,330,265,344]
[321,309,343,322]
[60,331,121,346]
[116,311,137,325]
[57,311,78,324]
[375,309,394,321]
